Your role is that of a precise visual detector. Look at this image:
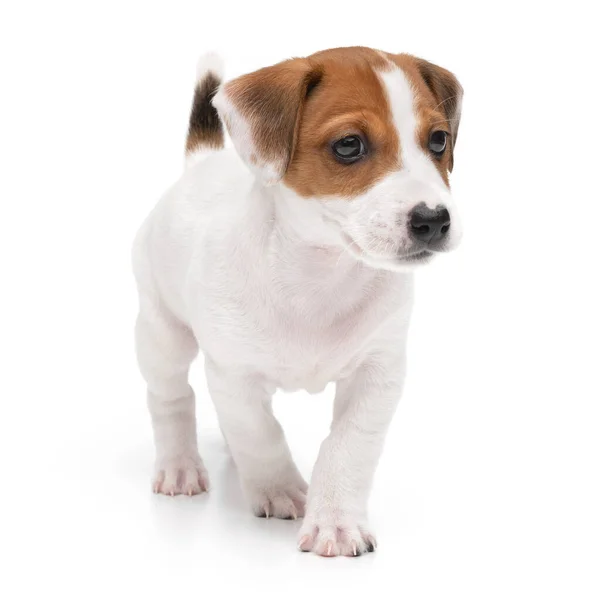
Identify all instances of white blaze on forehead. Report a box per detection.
[378,67,446,189]
[373,65,460,243]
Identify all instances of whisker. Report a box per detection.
[430,94,460,113]
[428,117,461,129]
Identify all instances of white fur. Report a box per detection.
[195,51,224,82]
[133,61,461,556]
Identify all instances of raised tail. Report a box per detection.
[185,53,225,160]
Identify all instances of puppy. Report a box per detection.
[133,47,463,557]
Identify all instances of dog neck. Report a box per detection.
[241,183,405,324]
[270,183,361,277]
[272,184,343,248]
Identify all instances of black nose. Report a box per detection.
[409,203,451,244]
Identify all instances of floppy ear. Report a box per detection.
[415,58,463,171]
[212,58,321,185]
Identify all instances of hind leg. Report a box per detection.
[135,297,209,496]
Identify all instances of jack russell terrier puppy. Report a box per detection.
[133,46,463,557]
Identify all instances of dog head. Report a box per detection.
[212,47,463,270]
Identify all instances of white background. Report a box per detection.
[1,1,599,598]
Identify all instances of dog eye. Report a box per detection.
[332,136,366,163]
[428,131,448,156]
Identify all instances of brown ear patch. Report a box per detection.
[222,59,322,178]
[283,47,399,199]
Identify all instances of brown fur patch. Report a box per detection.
[186,72,224,154]
[284,47,399,198]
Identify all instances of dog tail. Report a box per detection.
[185,53,225,163]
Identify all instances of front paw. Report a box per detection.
[152,453,210,496]
[243,473,308,520]
[298,510,377,557]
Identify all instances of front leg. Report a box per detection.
[205,359,308,519]
[299,350,406,556]
[136,298,209,496]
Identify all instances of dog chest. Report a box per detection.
[199,296,402,394]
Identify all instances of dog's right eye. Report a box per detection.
[332,136,366,163]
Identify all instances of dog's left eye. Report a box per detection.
[332,136,366,163]
[428,130,448,156]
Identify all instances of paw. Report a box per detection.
[152,454,210,496]
[244,475,308,520]
[298,511,376,557]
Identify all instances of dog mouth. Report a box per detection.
[395,249,434,264]
[340,230,435,267]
